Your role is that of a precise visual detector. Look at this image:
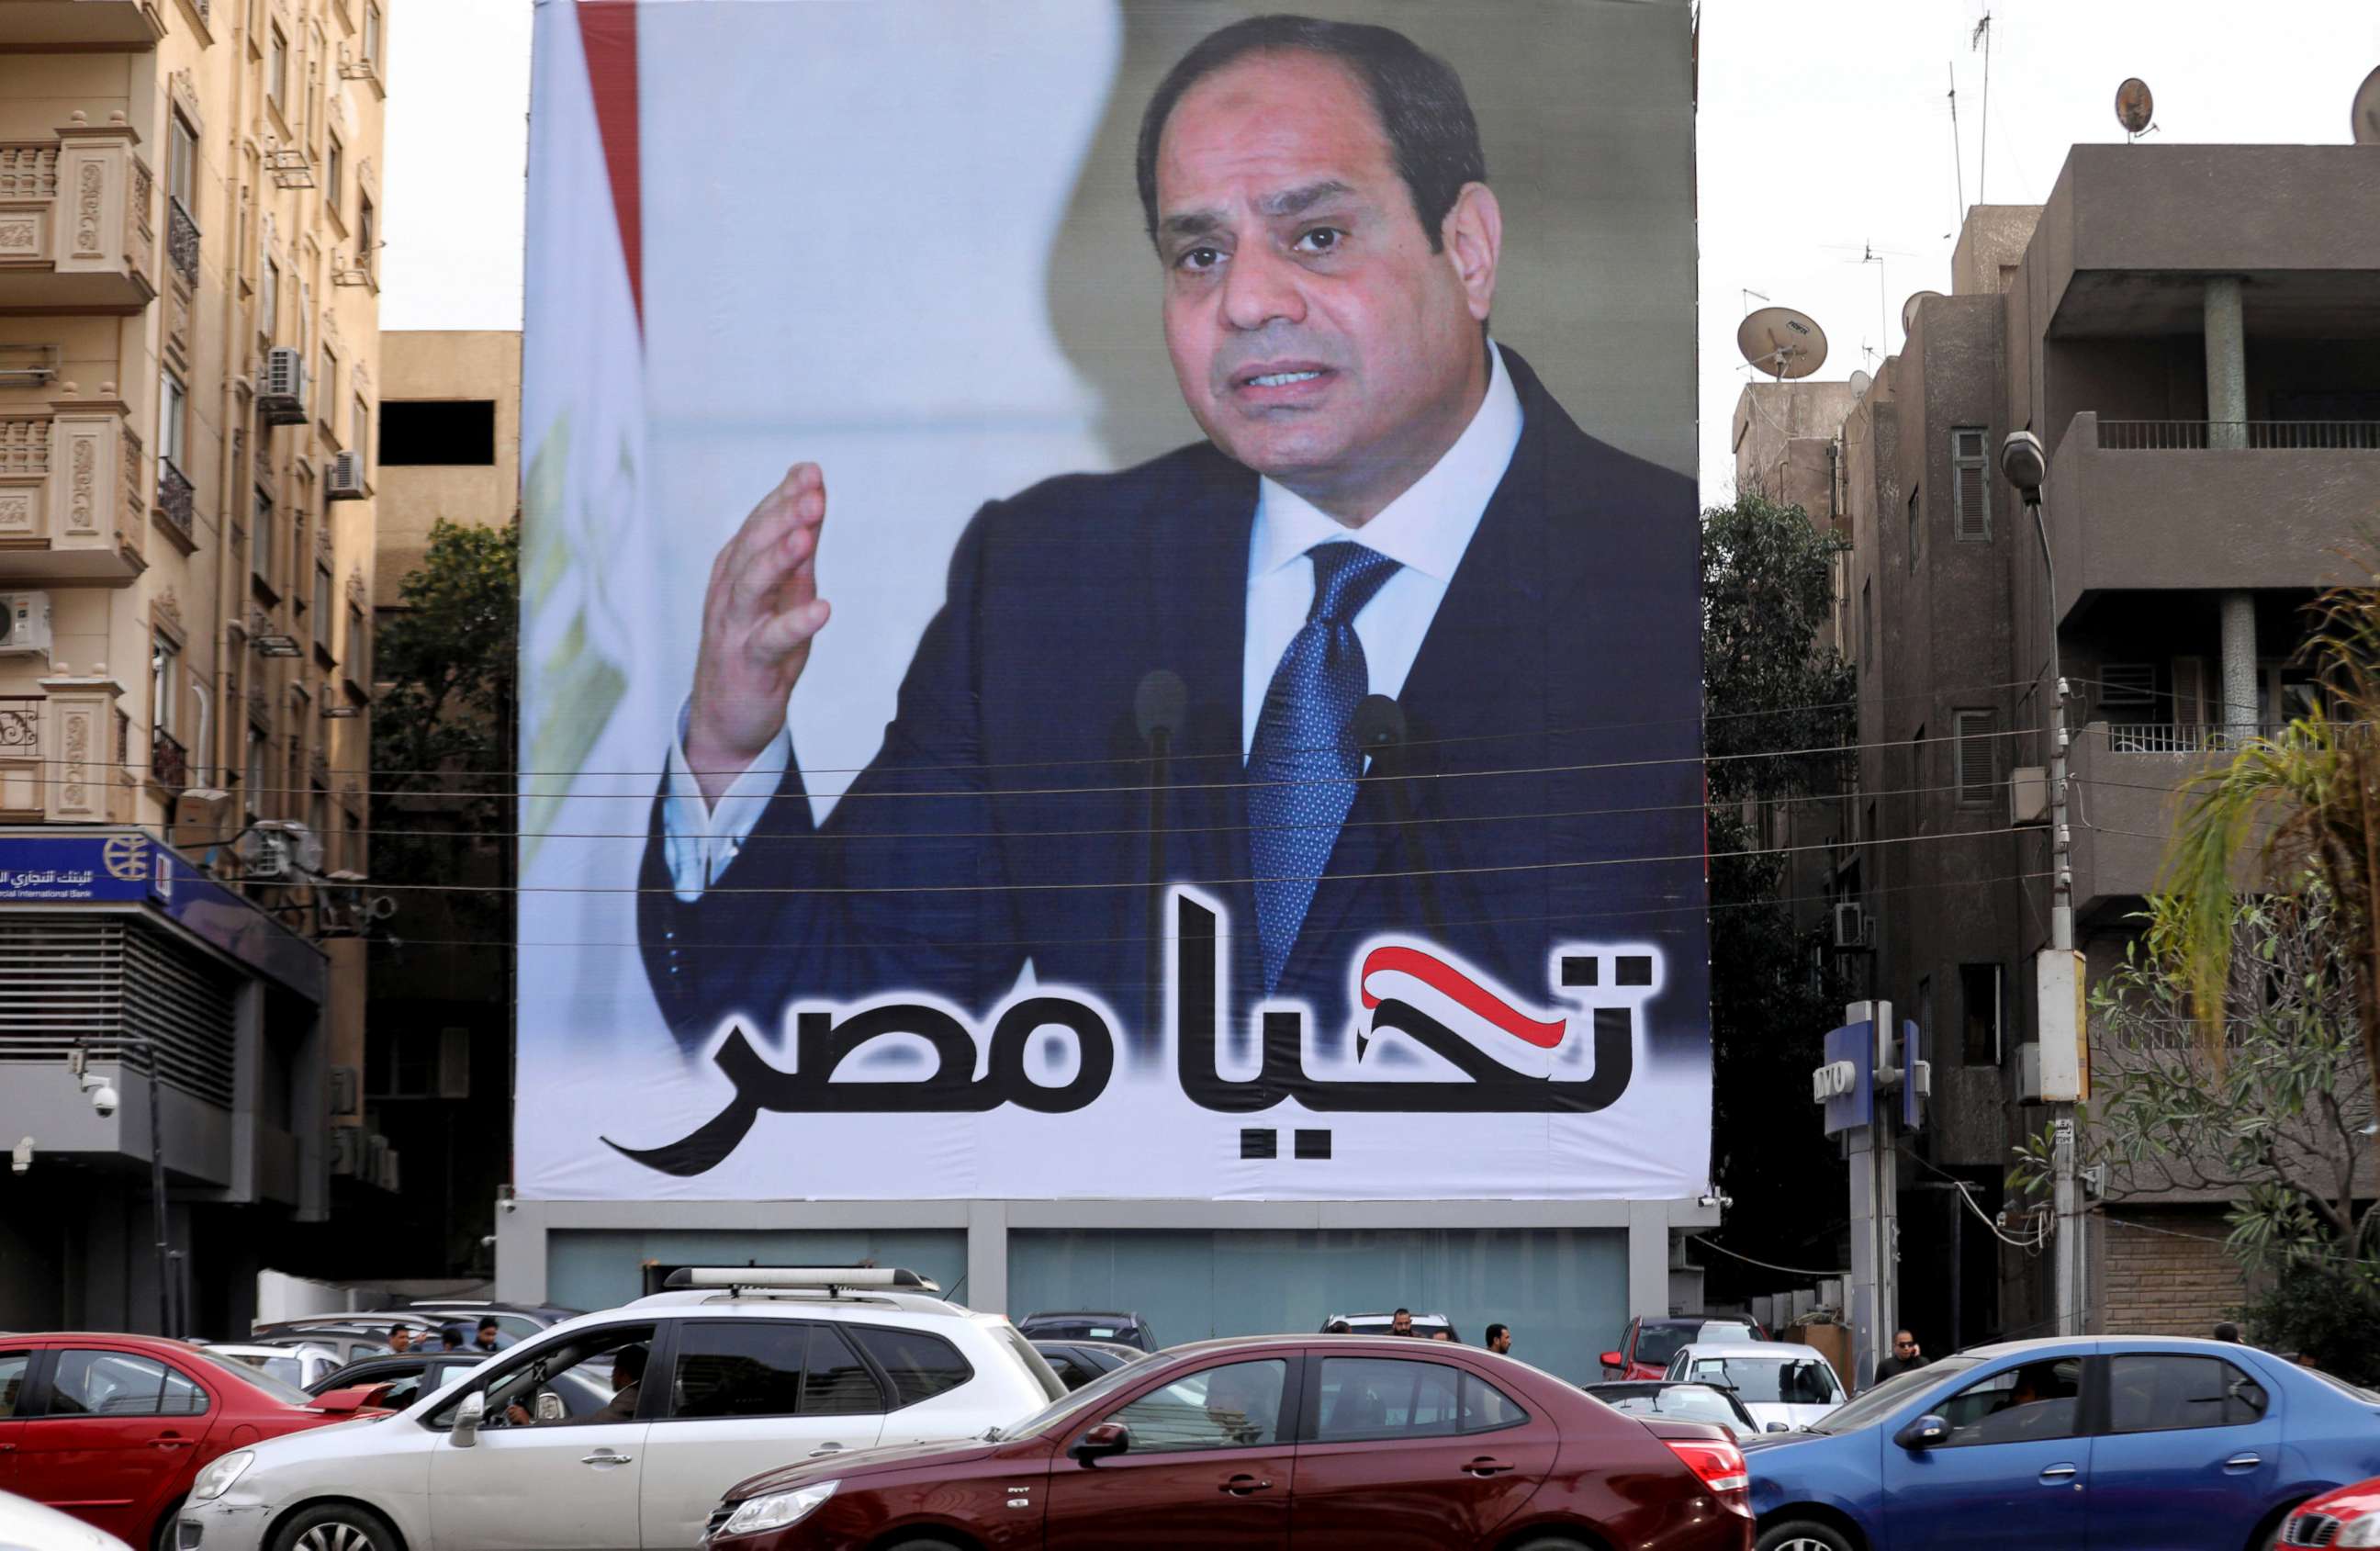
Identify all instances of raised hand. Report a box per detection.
[683,463,832,804]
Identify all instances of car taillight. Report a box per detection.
[1665,1437,1752,1514]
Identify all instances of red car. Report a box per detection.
[1602,1315,1767,1381]
[705,1333,1751,1550]
[2282,1475,2380,1545]
[0,1332,378,1551]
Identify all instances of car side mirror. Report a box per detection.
[1894,1413,1950,1451]
[1766,1421,1793,1433]
[535,1390,567,1422]
[1600,1352,1625,1370]
[1069,1422,1129,1465]
[452,1390,486,1447]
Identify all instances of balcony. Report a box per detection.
[0,118,158,313]
[149,725,187,794]
[2069,721,2290,915]
[164,195,197,291]
[0,1,165,49]
[0,399,149,582]
[2043,412,2374,624]
[154,456,194,549]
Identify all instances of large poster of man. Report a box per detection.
[518,0,1708,1202]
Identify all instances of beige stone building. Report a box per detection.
[0,0,395,1336]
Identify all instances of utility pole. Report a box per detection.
[2003,430,2087,1337]
[1816,1002,1906,1388]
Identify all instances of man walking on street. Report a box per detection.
[1874,1330,1927,1381]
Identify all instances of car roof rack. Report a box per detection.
[661,1265,940,1297]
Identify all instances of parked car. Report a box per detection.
[376,1300,581,1344]
[1603,1314,1764,1380]
[301,1351,616,1416]
[2282,1472,2380,1545]
[1031,1339,1149,1390]
[202,1343,343,1391]
[0,1489,134,1551]
[1743,1336,2380,1551]
[177,1267,1066,1551]
[1665,1342,1845,1432]
[0,1332,376,1551]
[701,1332,1752,1550]
[1321,1310,1465,1342]
[244,1321,439,1363]
[1016,1309,1160,1353]
[1586,1379,1769,1442]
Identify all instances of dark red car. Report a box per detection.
[0,1332,376,1551]
[705,1333,1751,1550]
[2281,1474,2380,1545]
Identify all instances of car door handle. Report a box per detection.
[1464,1457,1517,1477]
[806,1444,844,1459]
[2038,1464,2078,1482]
[1218,1474,1273,1495]
[150,1437,193,1449]
[579,1451,634,1467]
[2224,1453,2262,1470]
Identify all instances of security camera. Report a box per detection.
[10,1137,31,1174]
[88,1082,119,1118]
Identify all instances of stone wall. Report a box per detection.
[2097,1208,2249,1336]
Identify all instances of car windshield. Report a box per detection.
[1807,1354,1981,1435]
[1605,1385,1746,1430]
[1635,1321,1751,1367]
[188,1349,316,1406]
[2295,1365,2380,1404]
[994,1354,1154,1440]
[1684,1355,1840,1406]
[1024,1321,1132,1342]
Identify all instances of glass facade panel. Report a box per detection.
[544,1229,966,1314]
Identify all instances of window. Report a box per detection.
[1110,1358,1287,1453]
[309,782,328,842]
[2097,663,2157,722]
[364,2,382,70]
[315,564,333,648]
[1861,579,1873,664]
[357,193,376,275]
[50,1351,208,1417]
[159,370,187,471]
[325,131,342,209]
[245,726,267,815]
[268,27,289,109]
[379,399,496,465]
[1935,1358,2084,1447]
[347,602,369,683]
[353,396,371,469]
[319,348,337,426]
[1951,427,1991,540]
[2109,1354,2265,1434]
[1915,973,1934,1066]
[168,112,198,219]
[846,1325,971,1411]
[261,257,279,339]
[0,1351,27,1416]
[1683,1355,1840,1408]
[1960,963,2003,1066]
[1953,708,2000,805]
[668,1322,814,1420]
[152,633,179,736]
[432,1323,655,1432]
[253,486,275,583]
[1907,486,1921,573]
[801,1326,883,1414]
[1311,1357,1528,1442]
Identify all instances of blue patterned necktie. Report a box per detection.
[1248,541,1402,992]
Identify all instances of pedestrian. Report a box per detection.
[474,1318,502,1353]
[1325,1320,1352,1334]
[387,1325,413,1354]
[439,1323,467,1353]
[1430,1329,1454,1342]
[1485,1323,1513,1355]
[2212,1321,2242,1343]
[1389,1309,1415,1337]
[1874,1330,1928,1381]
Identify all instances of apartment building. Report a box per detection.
[1737,144,2380,1347]
[0,0,394,1335]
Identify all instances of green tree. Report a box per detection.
[1701,489,1858,1283]
[368,519,518,926]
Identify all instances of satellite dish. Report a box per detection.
[2116,77,2155,136]
[2353,64,2380,145]
[1736,306,1827,380]
[1901,290,1946,336]
[1849,369,1873,397]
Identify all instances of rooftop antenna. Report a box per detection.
[2116,77,2155,143]
[1742,287,1771,317]
[1970,10,1993,204]
[1735,305,1828,381]
[1948,62,1966,218]
[1828,241,1915,356]
[2352,64,2380,145]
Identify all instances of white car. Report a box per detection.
[1664,1339,1846,1431]
[178,1268,1065,1551]
[203,1343,344,1391]
[0,1489,134,1551]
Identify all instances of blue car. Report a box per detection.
[1742,1336,2380,1551]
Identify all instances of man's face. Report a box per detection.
[1153,51,1495,518]
[1894,1333,1918,1359]
[390,1331,409,1352]
[1490,1331,1511,1354]
[1390,1312,1412,1335]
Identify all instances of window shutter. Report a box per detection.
[1951,428,1991,541]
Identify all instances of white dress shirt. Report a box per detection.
[663,342,1525,901]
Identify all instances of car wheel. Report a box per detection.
[1757,1521,1857,1551]
[270,1502,402,1551]
[1506,1538,1593,1551]
[150,1497,185,1551]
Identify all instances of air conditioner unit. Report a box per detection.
[258,347,308,426]
[329,1063,360,1115]
[326,450,367,500]
[328,1124,363,1176]
[0,590,53,659]
[2010,766,2049,825]
[236,817,323,882]
[1832,901,1873,950]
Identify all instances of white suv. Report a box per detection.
[177,1268,1064,1551]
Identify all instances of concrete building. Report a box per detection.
[0,0,396,1335]
[1737,145,2380,1349]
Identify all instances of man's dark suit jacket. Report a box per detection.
[639,349,1707,1065]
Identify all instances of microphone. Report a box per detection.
[1353,694,1447,943]
[1135,670,1188,1059]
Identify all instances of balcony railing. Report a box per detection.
[2099,722,2319,755]
[150,727,188,794]
[0,408,146,578]
[156,457,193,540]
[0,123,155,310]
[165,196,199,290]
[2097,420,2380,451]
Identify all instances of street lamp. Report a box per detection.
[69,1040,177,1339]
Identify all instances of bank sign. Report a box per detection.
[0,833,175,903]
